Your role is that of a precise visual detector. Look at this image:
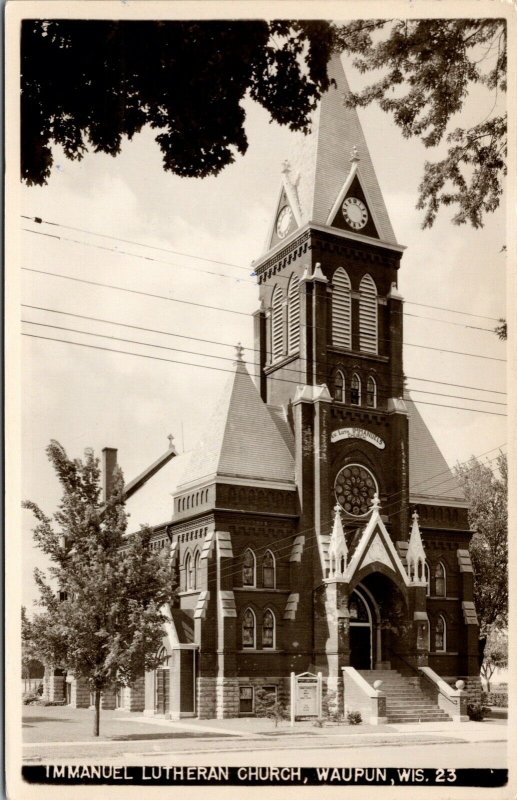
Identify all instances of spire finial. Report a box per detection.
[234,342,245,363]
[350,145,360,163]
[412,509,419,523]
[167,434,174,449]
[281,159,291,175]
[371,492,381,512]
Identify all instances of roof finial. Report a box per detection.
[412,509,419,523]
[167,434,175,449]
[234,342,245,363]
[281,159,291,175]
[370,492,381,512]
[350,145,360,163]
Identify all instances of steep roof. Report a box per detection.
[269,54,397,247]
[177,356,295,490]
[406,395,465,503]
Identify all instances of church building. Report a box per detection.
[60,55,481,723]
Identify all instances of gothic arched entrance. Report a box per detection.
[348,587,375,669]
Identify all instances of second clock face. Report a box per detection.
[342,197,368,230]
[276,205,292,239]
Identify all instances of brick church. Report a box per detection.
[59,55,481,722]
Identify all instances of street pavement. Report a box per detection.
[22,704,507,767]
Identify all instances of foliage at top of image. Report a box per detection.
[21,18,506,232]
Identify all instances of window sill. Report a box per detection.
[178,590,200,597]
[235,587,289,593]
[239,649,282,654]
[264,352,300,374]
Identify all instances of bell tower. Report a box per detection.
[252,54,409,548]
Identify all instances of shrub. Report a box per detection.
[467,703,489,721]
[312,717,325,728]
[347,710,362,725]
[22,692,41,705]
[254,688,287,727]
[321,690,343,723]
[482,691,507,708]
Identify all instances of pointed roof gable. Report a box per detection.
[178,356,295,490]
[268,54,397,249]
[405,395,466,504]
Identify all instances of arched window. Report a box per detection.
[359,274,378,354]
[287,273,300,353]
[366,376,377,408]
[156,646,170,666]
[332,267,352,349]
[333,370,345,402]
[271,285,285,362]
[351,373,361,406]
[435,615,446,652]
[242,549,256,587]
[242,608,256,648]
[424,562,431,596]
[434,562,446,597]
[263,550,275,589]
[262,609,275,649]
[194,551,202,590]
[184,553,193,590]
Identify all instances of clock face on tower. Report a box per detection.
[276,205,292,239]
[334,464,378,516]
[342,197,368,230]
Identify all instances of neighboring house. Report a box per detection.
[60,55,480,721]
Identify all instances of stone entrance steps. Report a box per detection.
[358,669,452,724]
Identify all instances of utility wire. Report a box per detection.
[22,332,508,418]
[22,304,507,397]
[22,267,507,363]
[21,319,508,409]
[21,216,503,323]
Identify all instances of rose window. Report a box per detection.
[334,464,378,516]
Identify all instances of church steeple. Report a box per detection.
[266,54,398,251]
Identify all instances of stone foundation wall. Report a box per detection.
[69,677,90,708]
[101,687,117,710]
[197,677,216,719]
[128,676,145,712]
[216,677,239,719]
[43,674,66,703]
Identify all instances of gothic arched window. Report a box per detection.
[332,267,352,349]
[434,562,446,597]
[351,373,361,406]
[194,551,201,590]
[242,608,256,649]
[271,285,285,362]
[262,550,275,589]
[366,376,377,408]
[242,549,256,587]
[435,615,446,652]
[359,274,378,354]
[287,273,300,353]
[262,609,275,649]
[424,562,431,596]
[184,553,193,591]
[333,370,345,402]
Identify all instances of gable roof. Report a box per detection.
[268,54,397,248]
[177,357,295,491]
[125,452,187,529]
[406,395,466,504]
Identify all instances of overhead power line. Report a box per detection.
[22,303,507,396]
[22,268,507,363]
[21,216,503,323]
[22,332,508,418]
[21,319,508,409]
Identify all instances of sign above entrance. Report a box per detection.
[331,428,385,449]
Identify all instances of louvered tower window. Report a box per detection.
[287,274,300,353]
[331,267,352,349]
[271,285,285,362]
[359,274,378,354]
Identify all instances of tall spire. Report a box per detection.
[328,503,348,579]
[406,510,426,584]
[268,54,397,249]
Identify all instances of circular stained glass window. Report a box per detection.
[334,464,378,517]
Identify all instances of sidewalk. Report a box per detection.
[22,703,507,763]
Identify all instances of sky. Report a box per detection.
[16,19,508,612]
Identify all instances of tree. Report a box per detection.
[455,452,507,634]
[333,19,507,229]
[480,625,507,692]
[23,441,174,736]
[21,19,333,186]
